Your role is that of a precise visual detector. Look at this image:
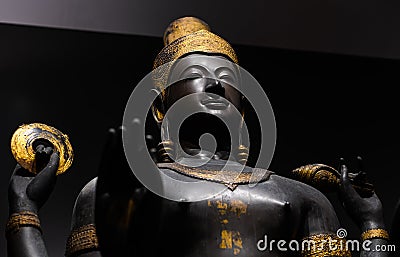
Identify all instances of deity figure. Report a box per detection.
[6,17,390,257]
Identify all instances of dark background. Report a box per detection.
[0,22,399,256]
[1,0,400,59]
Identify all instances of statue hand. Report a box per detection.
[98,123,153,193]
[8,146,59,215]
[339,157,385,231]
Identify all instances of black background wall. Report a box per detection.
[0,23,399,256]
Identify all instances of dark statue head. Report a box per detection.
[151,17,248,163]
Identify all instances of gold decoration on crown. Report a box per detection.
[153,17,238,92]
[163,16,210,45]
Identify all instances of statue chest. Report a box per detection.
[131,184,302,257]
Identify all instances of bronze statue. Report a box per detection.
[6,17,391,257]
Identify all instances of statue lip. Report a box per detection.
[200,98,229,110]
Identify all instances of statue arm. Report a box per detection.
[301,181,389,257]
[65,178,102,257]
[338,161,390,257]
[6,148,58,257]
[6,224,48,257]
[300,187,349,256]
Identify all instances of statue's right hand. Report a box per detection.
[8,148,59,215]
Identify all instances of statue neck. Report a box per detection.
[176,146,231,162]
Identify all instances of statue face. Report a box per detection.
[158,54,243,154]
[165,53,242,115]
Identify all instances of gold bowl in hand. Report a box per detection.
[10,123,73,175]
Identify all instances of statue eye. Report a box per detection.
[219,74,235,84]
[187,72,203,79]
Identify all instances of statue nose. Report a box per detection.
[205,79,225,98]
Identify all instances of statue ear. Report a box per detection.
[150,89,165,123]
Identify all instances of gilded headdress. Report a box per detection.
[153,16,238,91]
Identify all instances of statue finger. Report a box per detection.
[35,144,45,153]
[339,158,360,200]
[26,152,59,203]
[43,146,53,155]
[98,127,117,177]
[357,156,366,175]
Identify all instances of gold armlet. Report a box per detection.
[301,234,352,257]
[65,224,99,256]
[361,229,389,241]
[5,211,42,236]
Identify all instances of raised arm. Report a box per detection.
[339,158,390,257]
[300,185,352,257]
[6,146,58,257]
[65,126,146,257]
[65,178,102,257]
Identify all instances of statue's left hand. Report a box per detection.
[339,157,385,231]
[8,145,60,215]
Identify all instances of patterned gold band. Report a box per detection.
[5,211,42,236]
[152,29,238,91]
[65,224,99,256]
[361,229,390,241]
[301,234,352,257]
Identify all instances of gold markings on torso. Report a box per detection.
[208,199,248,255]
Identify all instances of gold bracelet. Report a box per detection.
[301,234,352,257]
[361,229,390,241]
[65,224,99,256]
[5,211,42,236]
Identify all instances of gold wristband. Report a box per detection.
[361,229,389,241]
[5,211,42,236]
[301,234,352,257]
[65,224,99,256]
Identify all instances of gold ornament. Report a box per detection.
[6,211,41,236]
[65,224,99,256]
[163,16,210,45]
[237,144,249,165]
[10,123,74,175]
[292,164,340,192]
[158,162,273,190]
[157,140,174,162]
[291,164,374,196]
[361,229,389,241]
[153,16,238,92]
[301,234,352,257]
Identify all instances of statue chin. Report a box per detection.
[174,113,235,154]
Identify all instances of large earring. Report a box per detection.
[237,107,249,165]
[237,144,249,165]
[151,89,165,124]
[157,140,175,163]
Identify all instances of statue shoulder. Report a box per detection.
[269,174,340,235]
[70,177,98,230]
[269,174,334,204]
